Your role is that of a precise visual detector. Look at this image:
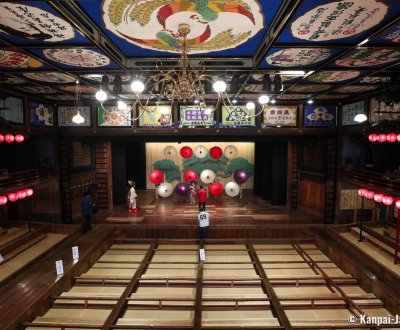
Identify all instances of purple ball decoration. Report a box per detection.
[175,182,189,196]
[234,169,249,184]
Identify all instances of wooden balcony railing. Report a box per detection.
[0,168,56,194]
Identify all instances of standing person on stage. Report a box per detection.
[81,191,94,233]
[189,181,197,206]
[197,207,210,239]
[197,185,207,211]
[128,180,138,213]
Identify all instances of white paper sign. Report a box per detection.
[55,260,64,276]
[0,254,4,263]
[72,246,79,260]
[199,248,206,262]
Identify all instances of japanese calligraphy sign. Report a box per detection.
[180,105,214,127]
[342,101,364,126]
[335,48,400,67]
[43,49,111,67]
[0,50,43,68]
[58,106,91,127]
[263,106,297,127]
[266,48,331,67]
[222,105,255,127]
[308,70,360,83]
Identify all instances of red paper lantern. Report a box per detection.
[0,196,7,205]
[149,170,164,185]
[183,169,198,182]
[358,188,366,197]
[397,134,400,142]
[17,190,27,199]
[209,182,224,196]
[25,188,34,197]
[387,133,397,143]
[8,193,18,202]
[365,190,375,200]
[5,134,14,143]
[378,134,387,143]
[210,146,223,159]
[180,146,193,158]
[368,134,378,142]
[383,196,393,206]
[396,200,400,209]
[374,194,383,203]
[14,134,24,143]
[0,134,4,143]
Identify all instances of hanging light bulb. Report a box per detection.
[95,90,108,102]
[354,113,367,123]
[246,101,256,110]
[72,111,85,124]
[258,95,270,105]
[131,79,145,93]
[117,100,128,111]
[212,80,227,93]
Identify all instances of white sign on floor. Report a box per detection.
[55,260,64,276]
[72,246,79,260]
[199,248,206,262]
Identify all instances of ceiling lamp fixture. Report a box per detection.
[307,99,314,104]
[95,23,270,121]
[354,113,367,123]
[72,79,85,124]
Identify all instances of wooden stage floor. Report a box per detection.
[90,190,322,227]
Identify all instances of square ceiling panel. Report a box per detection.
[76,0,284,57]
[276,0,400,45]
[0,1,91,45]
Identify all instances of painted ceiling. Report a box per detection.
[1,0,400,103]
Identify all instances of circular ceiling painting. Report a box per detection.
[43,49,111,67]
[266,48,331,66]
[0,2,74,42]
[102,0,264,53]
[46,94,78,100]
[0,50,42,68]
[16,86,57,94]
[58,85,98,94]
[308,71,360,83]
[335,85,378,93]
[290,84,331,93]
[335,48,400,67]
[81,74,131,82]
[383,24,400,43]
[291,0,387,42]
[316,94,349,100]
[250,74,299,82]
[23,72,76,83]
[277,94,307,100]
[2,76,26,84]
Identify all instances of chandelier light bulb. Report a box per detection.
[72,112,85,124]
[232,99,238,104]
[131,80,145,93]
[270,99,277,104]
[354,113,367,123]
[118,100,128,111]
[307,99,314,104]
[95,90,107,102]
[204,108,212,115]
[246,101,256,111]
[213,80,227,93]
[258,95,270,105]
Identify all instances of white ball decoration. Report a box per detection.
[225,182,240,197]
[200,169,216,184]
[163,146,177,158]
[224,145,238,159]
[194,145,207,158]
[157,182,173,198]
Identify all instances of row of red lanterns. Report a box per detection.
[358,188,400,208]
[0,188,34,205]
[368,133,400,143]
[0,134,25,143]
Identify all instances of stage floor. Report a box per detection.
[90,190,322,226]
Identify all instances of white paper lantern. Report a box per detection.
[225,182,240,197]
[224,145,238,159]
[200,169,216,184]
[194,145,207,158]
[157,182,173,198]
[163,146,177,158]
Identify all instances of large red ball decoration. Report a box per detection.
[374,194,383,203]
[368,134,378,142]
[210,146,222,159]
[17,190,27,199]
[209,182,223,196]
[396,200,400,209]
[25,188,34,197]
[5,134,14,143]
[0,196,7,205]
[149,170,164,185]
[8,193,18,202]
[387,133,397,143]
[358,188,366,197]
[15,134,24,143]
[365,190,375,200]
[383,196,393,206]
[183,169,198,182]
[378,134,387,143]
[180,146,193,158]
[0,134,4,143]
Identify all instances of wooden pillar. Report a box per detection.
[288,141,299,210]
[95,142,113,209]
[59,137,72,223]
[324,137,337,224]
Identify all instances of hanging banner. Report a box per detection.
[179,105,214,127]
[221,105,255,127]
[97,105,131,127]
[0,96,23,124]
[342,101,364,126]
[28,101,53,126]
[263,106,297,127]
[138,105,172,127]
[304,105,336,127]
[58,106,91,127]
[369,98,400,123]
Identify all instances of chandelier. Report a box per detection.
[96,24,270,122]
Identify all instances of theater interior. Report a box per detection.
[1,1,400,329]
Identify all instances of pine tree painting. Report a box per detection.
[153,159,181,182]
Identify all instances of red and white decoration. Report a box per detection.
[368,133,400,143]
[0,188,34,205]
[0,134,24,143]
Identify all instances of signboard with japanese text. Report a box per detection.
[58,106,91,127]
[0,96,23,124]
[342,101,364,126]
[304,105,336,127]
[263,105,297,127]
[97,105,131,127]
[179,105,214,127]
[221,105,255,127]
[138,105,172,128]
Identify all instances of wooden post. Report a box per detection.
[395,211,400,264]
[240,183,243,199]
[359,197,365,242]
